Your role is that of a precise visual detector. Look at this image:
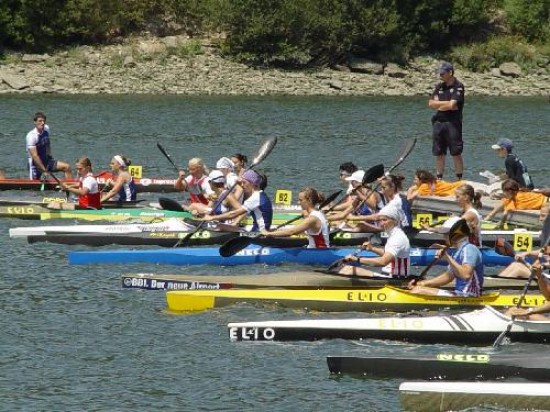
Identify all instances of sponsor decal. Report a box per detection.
[377,318,424,329]
[139,178,151,186]
[229,327,275,341]
[437,354,489,363]
[121,276,221,290]
[346,291,388,302]
[6,206,36,214]
[235,248,270,256]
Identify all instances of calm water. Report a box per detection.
[1,95,550,411]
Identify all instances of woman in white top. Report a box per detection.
[337,205,410,277]
[216,156,243,203]
[422,183,482,246]
[175,157,215,215]
[262,187,330,248]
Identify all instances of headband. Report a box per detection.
[114,155,126,168]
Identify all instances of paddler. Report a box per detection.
[174,157,216,215]
[216,156,243,203]
[201,170,241,217]
[49,157,100,210]
[260,187,330,248]
[100,155,137,203]
[484,179,549,228]
[505,257,550,320]
[201,169,273,231]
[336,205,410,278]
[26,111,73,180]
[406,169,464,201]
[408,218,484,296]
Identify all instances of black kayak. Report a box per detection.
[327,352,550,381]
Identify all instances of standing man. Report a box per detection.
[491,138,534,189]
[429,62,465,181]
[26,112,72,180]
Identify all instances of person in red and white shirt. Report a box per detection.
[50,157,100,210]
[174,157,215,215]
[261,187,330,248]
[337,205,410,277]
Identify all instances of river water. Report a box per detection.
[1,95,549,411]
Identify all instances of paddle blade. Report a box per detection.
[219,236,254,257]
[157,143,180,172]
[159,197,185,212]
[494,237,516,258]
[541,213,550,247]
[320,190,343,209]
[250,136,277,168]
[386,138,417,175]
[362,164,385,185]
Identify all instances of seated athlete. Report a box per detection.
[175,157,216,215]
[408,218,484,297]
[100,155,137,203]
[336,206,410,278]
[50,157,100,210]
[202,169,273,231]
[485,179,549,228]
[261,187,330,248]
[505,257,550,320]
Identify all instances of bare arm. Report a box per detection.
[28,147,47,173]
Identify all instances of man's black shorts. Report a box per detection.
[432,121,463,156]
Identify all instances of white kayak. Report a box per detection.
[9,218,197,237]
[400,381,550,412]
[228,306,550,344]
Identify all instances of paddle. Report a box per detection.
[47,172,70,201]
[176,136,278,248]
[157,142,182,173]
[351,138,416,215]
[159,197,186,212]
[493,213,550,347]
[219,189,343,257]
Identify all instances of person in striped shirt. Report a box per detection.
[337,205,410,278]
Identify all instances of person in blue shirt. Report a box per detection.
[408,218,484,297]
[491,138,534,189]
[26,112,72,180]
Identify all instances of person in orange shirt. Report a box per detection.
[485,179,548,227]
[407,169,463,201]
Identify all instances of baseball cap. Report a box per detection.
[437,62,454,75]
[216,157,235,170]
[208,170,225,184]
[491,138,514,151]
[378,205,401,222]
[345,170,365,183]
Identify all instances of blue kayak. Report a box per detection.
[67,246,513,267]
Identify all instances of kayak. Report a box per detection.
[399,381,550,412]
[16,225,540,250]
[167,287,544,313]
[122,272,536,291]
[412,195,543,229]
[0,205,190,222]
[226,306,548,342]
[327,352,550,381]
[0,176,178,193]
[68,246,513,266]
[0,198,146,209]
[24,228,377,248]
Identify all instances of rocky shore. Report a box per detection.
[1,35,550,96]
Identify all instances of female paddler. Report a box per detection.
[336,205,410,278]
[261,187,330,248]
[202,169,273,231]
[51,157,100,210]
[175,157,216,215]
[202,170,242,216]
[408,218,484,297]
[421,183,483,246]
[485,179,549,228]
[100,155,137,203]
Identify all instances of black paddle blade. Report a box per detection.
[362,164,385,186]
[219,236,255,257]
[159,197,185,212]
[156,143,180,172]
[494,237,516,258]
[320,190,343,209]
[250,136,277,168]
[447,218,470,242]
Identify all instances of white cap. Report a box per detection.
[216,157,235,170]
[379,205,401,222]
[208,170,225,184]
[345,170,365,183]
